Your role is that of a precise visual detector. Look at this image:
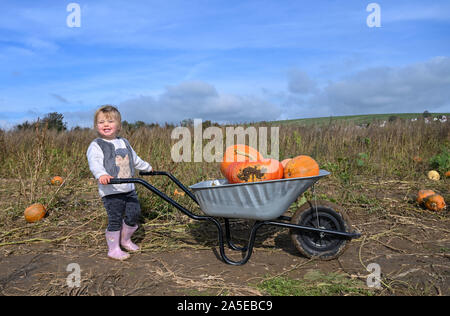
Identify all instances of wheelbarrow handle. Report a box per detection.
[137,170,198,204]
[139,170,163,176]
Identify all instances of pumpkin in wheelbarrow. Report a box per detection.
[284,155,319,179]
[226,158,283,184]
[220,144,264,178]
[281,158,292,169]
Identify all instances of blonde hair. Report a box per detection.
[94,105,122,131]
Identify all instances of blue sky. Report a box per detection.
[1,0,449,129]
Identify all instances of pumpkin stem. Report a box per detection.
[234,149,258,161]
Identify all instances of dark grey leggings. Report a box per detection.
[102,190,141,231]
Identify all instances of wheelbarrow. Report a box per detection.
[110,170,360,265]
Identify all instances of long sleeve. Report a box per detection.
[130,146,153,172]
[86,141,109,179]
[87,138,151,197]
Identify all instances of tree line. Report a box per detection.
[11,112,221,132]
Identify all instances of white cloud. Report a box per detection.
[118,81,281,124]
[285,57,450,117]
[0,120,14,130]
[288,69,317,94]
[57,57,450,127]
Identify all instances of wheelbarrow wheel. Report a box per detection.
[290,200,352,261]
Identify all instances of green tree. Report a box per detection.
[42,112,67,131]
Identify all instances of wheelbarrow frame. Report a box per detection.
[109,171,360,266]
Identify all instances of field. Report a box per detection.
[0,113,449,296]
[272,112,450,126]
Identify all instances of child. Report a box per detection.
[87,105,152,260]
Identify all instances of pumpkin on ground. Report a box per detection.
[220,145,264,178]
[173,189,185,197]
[51,176,64,186]
[226,158,283,184]
[416,189,436,204]
[427,170,440,181]
[445,171,450,178]
[24,203,47,223]
[424,194,446,212]
[284,155,320,179]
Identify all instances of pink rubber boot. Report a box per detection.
[120,222,140,252]
[105,230,130,260]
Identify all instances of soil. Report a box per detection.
[0,177,448,296]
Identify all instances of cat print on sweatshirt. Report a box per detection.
[115,148,131,178]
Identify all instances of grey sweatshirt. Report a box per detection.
[86,137,152,197]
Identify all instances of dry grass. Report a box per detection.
[0,119,448,246]
[0,118,448,296]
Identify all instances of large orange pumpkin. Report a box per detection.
[284,155,320,179]
[424,194,446,212]
[226,158,283,184]
[416,189,436,204]
[24,203,47,223]
[51,176,63,186]
[281,158,292,169]
[220,144,264,177]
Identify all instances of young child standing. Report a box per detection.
[87,105,152,260]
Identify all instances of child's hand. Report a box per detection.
[98,174,114,185]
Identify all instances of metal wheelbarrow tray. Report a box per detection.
[110,170,361,265]
[190,170,330,220]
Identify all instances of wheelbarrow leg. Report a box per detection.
[209,218,265,266]
[224,219,248,252]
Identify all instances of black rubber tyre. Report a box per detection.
[290,200,352,260]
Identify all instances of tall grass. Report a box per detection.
[276,119,449,180]
[0,119,448,210]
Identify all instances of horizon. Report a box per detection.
[5,111,449,131]
[1,1,449,129]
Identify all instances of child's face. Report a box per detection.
[96,112,120,139]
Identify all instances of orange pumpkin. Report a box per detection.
[226,158,283,184]
[173,189,185,197]
[281,158,292,169]
[424,194,446,211]
[284,155,320,179]
[220,144,264,177]
[51,176,63,186]
[445,171,450,178]
[416,189,436,204]
[24,203,47,223]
